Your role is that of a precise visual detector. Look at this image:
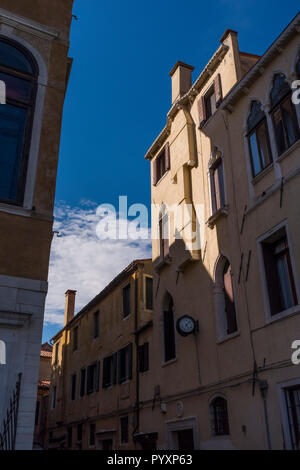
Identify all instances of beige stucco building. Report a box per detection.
[47,259,153,450]
[0,1,73,449]
[140,14,300,450]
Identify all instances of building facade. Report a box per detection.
[47,259,153,450]
[34,343,52,449]
[140,14,300,450]
[0,1,73,449]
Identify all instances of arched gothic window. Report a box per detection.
[0,37,38,205]
[247,101,272,177]
[163,293,176,363]
[214,256,238,338]
[270,73,299,156]
[210,397,230,436]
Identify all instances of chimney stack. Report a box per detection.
[64,290,77,326]
[169,61,194,105]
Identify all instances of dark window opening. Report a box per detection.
[223,261,238,335]
[118,344,132,384]
[262,228,298,316]
[138,342,149,373]
[205,86,217,120]
[35,400,40,426]
[159,213,169,259]
[210,397,230,436]
[270,74,299,156]
[210,158,226,213]
[77,423,83,442]
[145,276,153,310]
[0,37,38,206]
[54,342,59,365]
[153,143,170,185]
[103,353,117,388]
[89,423,96,447]
[67,427,72,449]
[70,374,76,401]
[87,362,99,394]
[285,386,300,450]
[163,297,176,362]
[120,416,129,444]
[247,101,273,177]
[123,284,131,318]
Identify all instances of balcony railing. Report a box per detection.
[0,373,22,450]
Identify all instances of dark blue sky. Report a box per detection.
[56,0,300,212]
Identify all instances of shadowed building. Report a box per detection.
[47,260,153,450]
[0,1,73,449]
[33,343,52,449]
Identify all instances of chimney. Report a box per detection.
[169,61,194,105]
[64,290,77,326]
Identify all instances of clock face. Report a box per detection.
[177,316,195,336]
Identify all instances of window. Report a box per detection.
[0,38,38,205]
[159,213,169,259]
[270,74,299,156]
[87,362,100,394]
[138,343,149,373]
[89,423,96,447]
[296,54,300,79]
[73,326,78,352]
[120,416,129,445]
[261,228,298,316]
[163,296,176,362]
[123,284,131,318]
[70,374,77,401]
[67,427,73,448]
[103,353,117,388]
[210,397,230,436]
[77,423,83,442]
[247,101,272,177]
[118,344,133,384]
[80,368,86,397]
[51,386,56,410]
[54,342,59,366]
[153,143,170,185]
[198,74,223,127]
[35,400,40,426]
[210,156,226,213]
[284,386,300,450]
[214,257,238,338]
[93,310,99,339]
[145,276,153,310]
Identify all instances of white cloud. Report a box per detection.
[44,201,152,326]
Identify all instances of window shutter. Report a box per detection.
[165,143,170,172]
[118,350,123,384]
[96,361,100,392]
[214,74,223,107]
[144,343,149,372]
[128,343,133,380]
[102,358,108,388]
[198,96,207,128]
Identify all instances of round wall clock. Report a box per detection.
[176,315,196,337]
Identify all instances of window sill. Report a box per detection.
[122,314,131,321]
[251,163,274,185]
[276,138,300,164]
[154,254,172,273]
[0,202,32,218]
[161,357,177,368]
[217,331,240,345]
[154,170,169,187]
[207,206,229,229]
[266,305,300,325]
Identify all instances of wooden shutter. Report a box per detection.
[165,143,170,171]
[118,349,125,384]
[198,96,207,128]
[113,353,118,385]
[144,343,149,372]
[102,358,109,388]
[214,74,223,107]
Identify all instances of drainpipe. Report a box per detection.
[259,380,272,450]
